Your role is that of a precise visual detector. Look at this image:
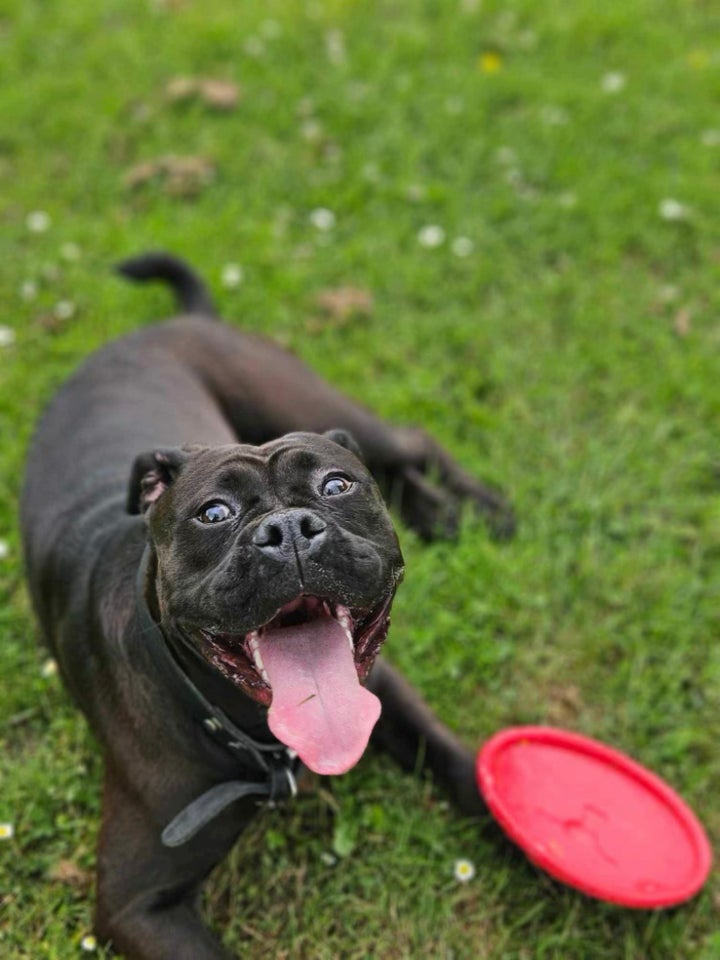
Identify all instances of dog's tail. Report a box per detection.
[116,252,217,316]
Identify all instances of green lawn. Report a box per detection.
[1,0,719,957]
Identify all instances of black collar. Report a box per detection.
[135,547,298,847]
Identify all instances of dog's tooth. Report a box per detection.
[335,605,355,650]
[247,632,269,685]
[255,654,269,686]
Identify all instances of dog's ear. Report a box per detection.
[323,428,364,462]
[127,448,188,515]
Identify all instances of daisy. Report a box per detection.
[659,199,690,222]
[417,225,445,249]
[451,237,474,257]
[41,658,58,678]
[221,264,244,289]
[0,326,16,348]
[453,858,476,883]
[20,281,38,301]
[309,208,336,231]
[54,301,76,321]
[60,242,81,261]
[26,210,51,233]
[601,72,626,94]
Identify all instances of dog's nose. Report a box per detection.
[252,509,327,558]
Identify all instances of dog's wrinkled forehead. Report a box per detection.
[127,429,375,526]
[174,433,366,506]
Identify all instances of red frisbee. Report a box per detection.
[476,726,712,908]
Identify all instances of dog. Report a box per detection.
[20,253,513,960]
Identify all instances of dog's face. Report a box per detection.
[128,431,404,709]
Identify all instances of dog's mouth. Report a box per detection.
[196,594,392,704]
[192,592,393,776]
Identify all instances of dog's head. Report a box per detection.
[128,430,404,773]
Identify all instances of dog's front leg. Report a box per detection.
[367,657,484,817]
[94,765,251,960]
[361,425,514,542]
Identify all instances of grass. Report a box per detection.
[1,0,719,956]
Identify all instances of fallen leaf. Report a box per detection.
[673,307,692,337]
[165,76,241,111]
[199,79,241,110]
[124,155,216,197]
[124,160,162,189]
[544,684,583,725]
[316,286,374,321]
[49,859,92,891]
[33,312,66,334]
[165,76,198,102]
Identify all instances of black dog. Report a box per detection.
[20,254,512,960]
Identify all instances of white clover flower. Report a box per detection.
[41,263,60,282]
[0,539,10,560]
[325,28,346,65]
[243,37,265,58]
[659,198,690,222]
[540,105,569,126]
[41,658,58,678]
[26,210,51,233]
[361,162,381,183]
[517,30,538,50]
[300,118,323,142]
[0,823,14,841]
[259,19,281,39]
[406,183,427,202]
[221,264,244,289]
[495,146,517,166]
[417,225,445,249]
[54,301,76,321]
[60,242,81,261]
[20,281,38,301]
[80,935,97,952]
[347,82,369,103]
[658,284,680,303]
[320,851,338,866]
[453,858,476,883]
[0,326,17,348]
[296,97,315,117]
[309,208,336,231]
[601,72,626,94]
[451,236,474,257]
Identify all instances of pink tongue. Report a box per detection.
[258,617,381,775]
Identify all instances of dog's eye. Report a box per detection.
[198,502,233,524]
[321,475,354,497]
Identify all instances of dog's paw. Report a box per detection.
[396,466,515,542]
